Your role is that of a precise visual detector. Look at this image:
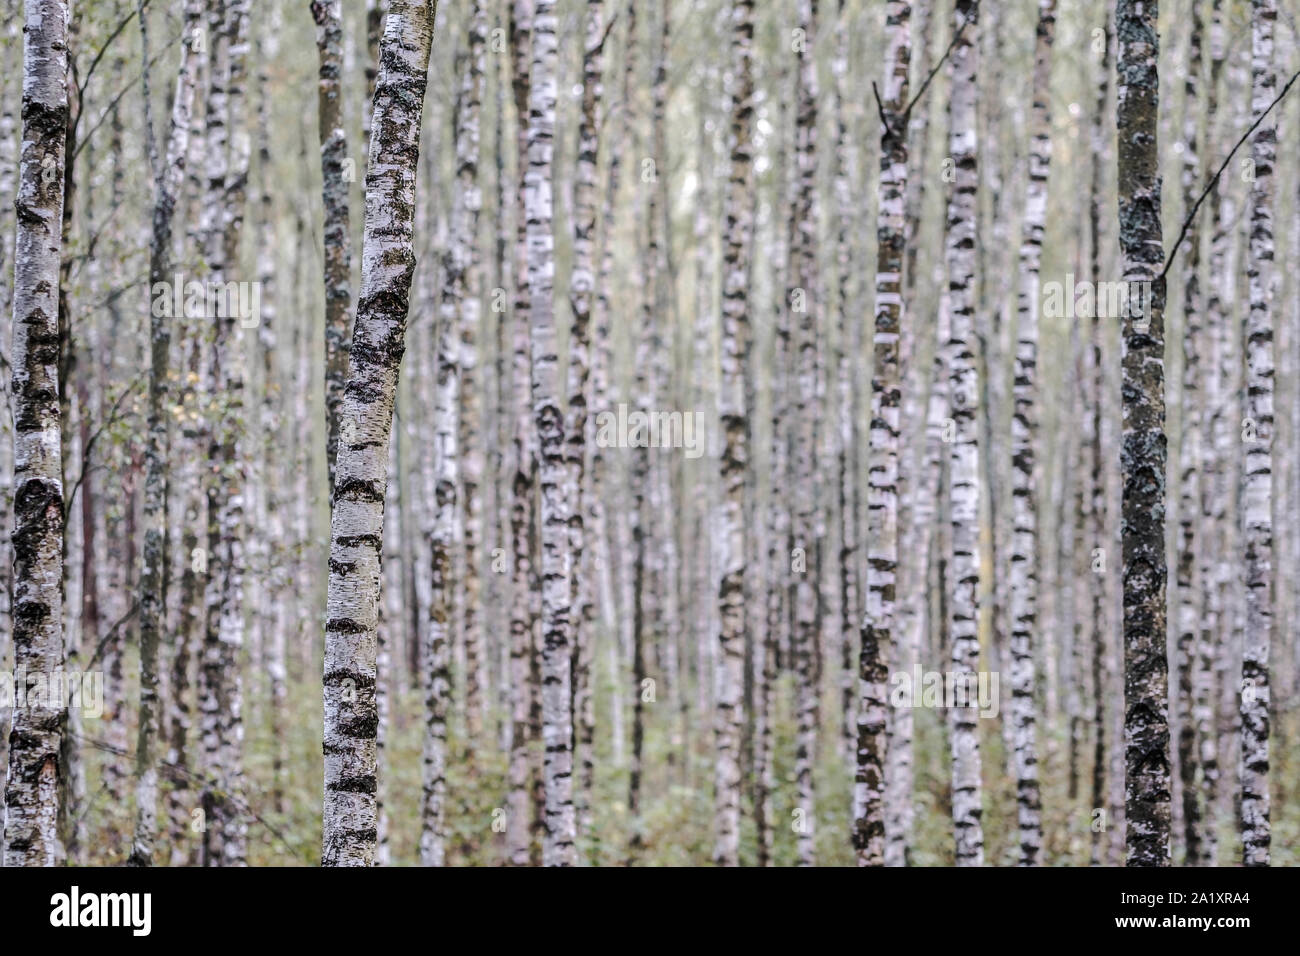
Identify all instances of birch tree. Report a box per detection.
[505,0,537,867]
[944,0,984,867]
[129,0,204,867]
[789,0,821,870]
[323,0,437,868]
[525,0,577,867]
[1007,0,1056,867]
[421,0,486,866]
[1240,0,1275,867]
[713,0,755,868]
[568,0,606,846]
[3,0,71,870]
[457,0,488,762]
[1116,0,1171,868]
[855,0,909,869]
[1175,0,1205,866]
[310,0,353,487]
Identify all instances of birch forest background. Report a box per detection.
[1,0,1299,869]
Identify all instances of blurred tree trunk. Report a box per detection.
[310,0,354,489]
[525,0,576,867]
[1086,1,1113,868]
[856,0,909,869]
[129,0,204,867]
[568,0,606,850]
[1007,0,1056,867]
[506,0,536,867]
[1240,0,1276,868]
[944,0,984,868]
[713,0,755,868]
[789,0,822,870]
[1174,0,1206,867]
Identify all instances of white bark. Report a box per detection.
[856,0,908,868]
[323,0,437,867]
[3,0,70,870]
[526,0,576,867]
[1240,0,1275,867]
[1007,0,1055,867]
[944,0,984,867]
[713,0,755,868]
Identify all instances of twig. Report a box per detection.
[901,15,968,122]
[871,81,891,132]
[1160,67,1300,282]
[70,733,313,864]
[64,375,144,514]
[71,32,179,165]
[78,5,141,98]
[85,600,139,670]
[593,10,618,56]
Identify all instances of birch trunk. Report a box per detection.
[457,0,488,760]
[129,0,203,867]
[1175,0,1205,866]
[568,0,606,849]
[831,0,859,767]
[0,8,17,824]
[626,0,649,857]
[944,0,984,867]
[1116,0,1171,867]
[1007,0,1055,867]
[506,0,537,866]
[524,0,576,866]
[1197,4,1232,865]
[196,0,253,868]
[310,0,354,488]
[3,0,70,870]
[714,0,755,868]
[323,0,437,868]
[1240,0,1275,867]
[855,0,909,868]
[757,72,792,870]
[591,0,627,773]
[1086,0,1113,868]
[789,0,821,870]
[421,1,485,864]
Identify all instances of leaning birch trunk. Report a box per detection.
[1240,0,1275,868]
[129,0,204,867]
[525,0,577,867]
[568,0,606,848]
[1116,0,1171,867]
[1007,0,1056,867]
[3,0,70,870]
[713,0,756,868]
[855,0,909,869]
[310,0,354,488]
[323,0,437,868]
[944,0,984,867]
